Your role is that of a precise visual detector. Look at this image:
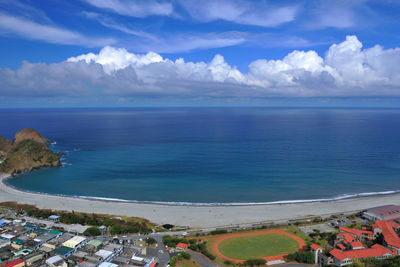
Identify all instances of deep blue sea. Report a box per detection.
[1,108,400,204]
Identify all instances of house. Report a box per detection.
[310,243,322,264]
[373,220,400,254]
[339,227,373,240]
[48,215,60,223]
[46,256,67,267]
[98,263,118,267]
[330,244,394,266]
[11,239,24,250]
[62,236,86,249]
[5,259,25,267]
[349,241,364,250]
[176,242,188,251]
[364,205,400,222]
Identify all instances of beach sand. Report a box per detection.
[1,174,399,228]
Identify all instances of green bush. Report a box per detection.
[286,251,314,264]
[210,229,228,235]
[181,252,191,259]
[83,226,101,236]
[146,237,157,245]
[162,235,188,247]
[110,224,122,235]
[243,259,266,266]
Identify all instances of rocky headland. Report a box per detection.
[0,128,61,174]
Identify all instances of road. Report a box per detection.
[189,251,221,267]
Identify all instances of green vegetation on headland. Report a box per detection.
[0,201,154,234]
[0,128,60,174]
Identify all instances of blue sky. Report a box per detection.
[0,0,400,107]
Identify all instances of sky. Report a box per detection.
[0,0,400,107]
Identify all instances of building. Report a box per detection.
[48,215,60,223]
[0,238,10,249]
[330,244,394,266]
[86,239,103,250]
[310,243,322,265]
[11,239,24,250]
[364,205,400,221]
[339,227,373,241]
[176,242,188,251]
[98,263,118,267]
[5,259,25,267]
[94,249,113,260]
[62,236,86,249]
[25,254,44,266]
[46,256,67,267]
[373,220,400,254]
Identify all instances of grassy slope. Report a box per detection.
[179,259,203,267]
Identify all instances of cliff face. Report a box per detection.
[0,128,60,175]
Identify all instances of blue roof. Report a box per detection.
[49,215,60,219]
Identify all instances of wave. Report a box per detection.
[3,174,400,206]
[69,189,400,206]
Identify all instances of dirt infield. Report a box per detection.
[210,229,306,262]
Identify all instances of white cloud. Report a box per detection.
[84,0,173,18]
[0,13,115,47]
[178,0,298,27]
[82,11,157,40]
[1,36,400,99]
[131,33,246,53]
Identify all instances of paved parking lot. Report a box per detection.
[25,216,89,233]
[300,223,335,235]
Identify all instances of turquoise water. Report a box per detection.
[2,108,400,204]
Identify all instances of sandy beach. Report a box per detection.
[1,174,400,228]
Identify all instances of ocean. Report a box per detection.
[1,107,400,204]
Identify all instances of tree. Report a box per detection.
[84,226,101,236]
[146,237,157,245]
[244,259,266,266]
[286,251,314,264]
[110,224,122,235]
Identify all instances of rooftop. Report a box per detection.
[330,244,392,262]
[366,205,400,221]
[373,220,400,248]
[176,242,188,249]
[310,243,322,250]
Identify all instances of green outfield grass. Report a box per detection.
[218,233,300,260]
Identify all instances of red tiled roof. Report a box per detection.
[310,243,321,250]
[350,241,364,249]
[337,243,346,250]
[149,263,156,267]
[340,227,373,239]
[373,220,400,249]
[337,232,356,243]
[6,259,24,267]
[330,244,392,262]
[176,242,188,249]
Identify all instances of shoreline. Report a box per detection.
[4,174,400,207]
[1,174,400,228]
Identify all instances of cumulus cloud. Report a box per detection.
[1,36,400,99]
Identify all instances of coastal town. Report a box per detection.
[2,129,400,266]
[1,202,400,267]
